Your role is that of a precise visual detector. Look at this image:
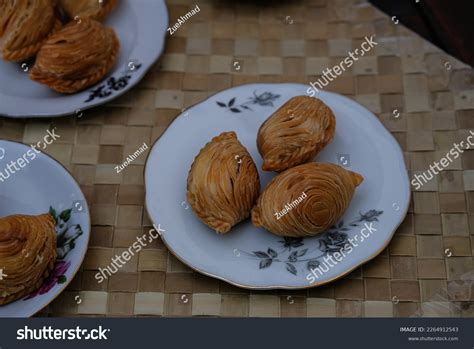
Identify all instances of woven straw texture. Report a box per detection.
[1,0,473,317]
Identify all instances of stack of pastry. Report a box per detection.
[0,0,119,93]
[0,214,57,305]
[186,96,364,237]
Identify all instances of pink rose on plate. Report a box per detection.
[24,261,71,300]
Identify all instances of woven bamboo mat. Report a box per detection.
[1,0,474,317]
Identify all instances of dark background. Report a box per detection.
[370,0,474,67]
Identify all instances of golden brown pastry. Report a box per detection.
[0,214,57,305]
[251,163,363,237]
[30,19,119,93]
[0,0,15,37]
[59,0,118,21]
[0,0,61,61]
[257,96,336,172]
[187,131,261,234]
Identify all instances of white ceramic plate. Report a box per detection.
[0,140,90,317]
[145,83,410,290]
[0,0,168,118]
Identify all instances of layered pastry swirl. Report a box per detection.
[251,163,363,237]
[30,19,119,93]
[257,96,336,172]
[0,214,57,305]
[187,131,260,234]
[0,0,61,61]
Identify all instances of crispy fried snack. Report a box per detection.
[0,214,57,305]
[251,162,363,237]
[30,19,119,93]
[0,0,61,61]
[187,131,261,234]
[257,96,336,172]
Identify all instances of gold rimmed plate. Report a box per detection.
[144,83,410,289]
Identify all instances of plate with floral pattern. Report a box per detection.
[0,140,90,317]
[145,83,410,289]
[0,0,168,118]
